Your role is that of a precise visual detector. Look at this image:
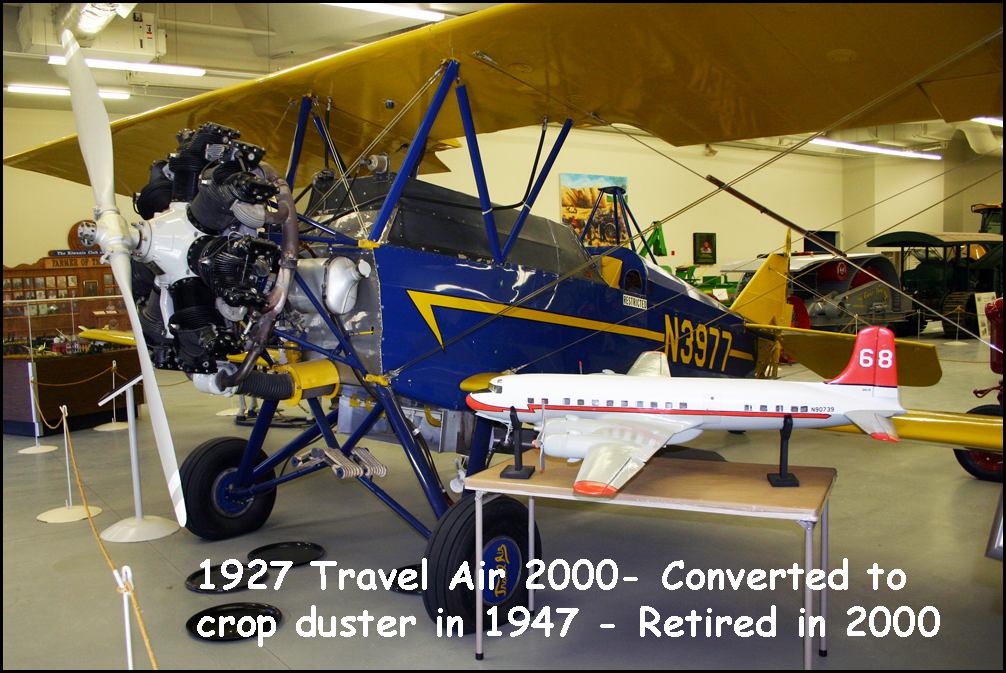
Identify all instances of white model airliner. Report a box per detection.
[467,326,905,496]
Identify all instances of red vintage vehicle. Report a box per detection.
[955,298,1003,481]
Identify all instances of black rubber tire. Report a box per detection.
[180,436,277,540]
[423,495,541,633]
[952,404,1003,482]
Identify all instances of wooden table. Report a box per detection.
[466,452,837,670]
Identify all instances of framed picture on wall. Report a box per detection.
[68,275,78,288]
[45,276,56,289]
[693,232,717,265]
[34,277,45,289]
[2,278,9,290]
[83,280,99,297]
[12,277,23,290]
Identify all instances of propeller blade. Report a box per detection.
[108,253,186,526]
[60,30,116,213]
[62,29,186,526]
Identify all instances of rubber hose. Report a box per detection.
[236,370,295,401]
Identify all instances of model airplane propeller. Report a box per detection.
[61,29,186,526]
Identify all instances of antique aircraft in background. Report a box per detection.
[4,3,1003,627]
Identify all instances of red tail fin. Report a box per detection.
[826,327,898,388]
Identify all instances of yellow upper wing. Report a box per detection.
[4,4,1001,195]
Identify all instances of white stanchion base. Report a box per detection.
[18,444,59,455]
[943,340,970,347]
[100,515,179,542]
[37,504,102,523]
[94,421,129,432]
[215,407,241,417]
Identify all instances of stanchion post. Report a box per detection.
[112,566,135,670]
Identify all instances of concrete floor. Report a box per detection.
[3,332,1002,670]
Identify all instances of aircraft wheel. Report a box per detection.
[180,437,277,540]
[952,404,1003,482]
[423,495,541,632]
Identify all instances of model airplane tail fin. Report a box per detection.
[826,326,899,396]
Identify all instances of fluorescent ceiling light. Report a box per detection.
[6,84,130,100]
[971,117,1004,128]
[48,55,205,77]
[323,3,446,22]
[810,137,941,160]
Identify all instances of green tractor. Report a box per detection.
[867,203,1002,338]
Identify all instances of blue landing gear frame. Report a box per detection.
[209,59,571,539]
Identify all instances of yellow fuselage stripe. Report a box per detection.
[406,290,753,362]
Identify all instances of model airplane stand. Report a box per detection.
[767,414,800,487]
[98,374,179,542]
[500,407,535,480]
[36,404,103,523]
[94,360,129,432]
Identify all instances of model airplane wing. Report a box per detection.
[539,417,701,496]
[4,5,1001,195]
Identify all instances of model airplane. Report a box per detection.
[468,326,905,496]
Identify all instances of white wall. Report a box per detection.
[425,126,845,275]
[2,107,134,267]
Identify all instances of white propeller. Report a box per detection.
[62,29,186,527]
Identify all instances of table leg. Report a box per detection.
[799,520,816,671]
[476,490,484,661]
[528,496,535,614]
[820,502,829,657]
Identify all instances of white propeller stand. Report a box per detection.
[94,359,129,431]
[99,375,179,542]
[18,362,59,455]
[37,405,103,523]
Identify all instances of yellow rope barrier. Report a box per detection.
[58,406,159,670]
[35,366,115,387]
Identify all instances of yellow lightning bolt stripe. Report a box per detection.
[407,291,755,364]
[407,290,665,348]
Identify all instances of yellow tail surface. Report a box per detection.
[730,252,793,326]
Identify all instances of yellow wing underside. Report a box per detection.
[828,409,1003,453]
[4,4,1001,195]
[745,323,943,387]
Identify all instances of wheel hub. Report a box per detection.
[481,535,522,605]
[212,468,255,517]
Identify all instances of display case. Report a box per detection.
[3,265,143,436]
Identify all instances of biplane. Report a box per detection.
[4,3,1003,628]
